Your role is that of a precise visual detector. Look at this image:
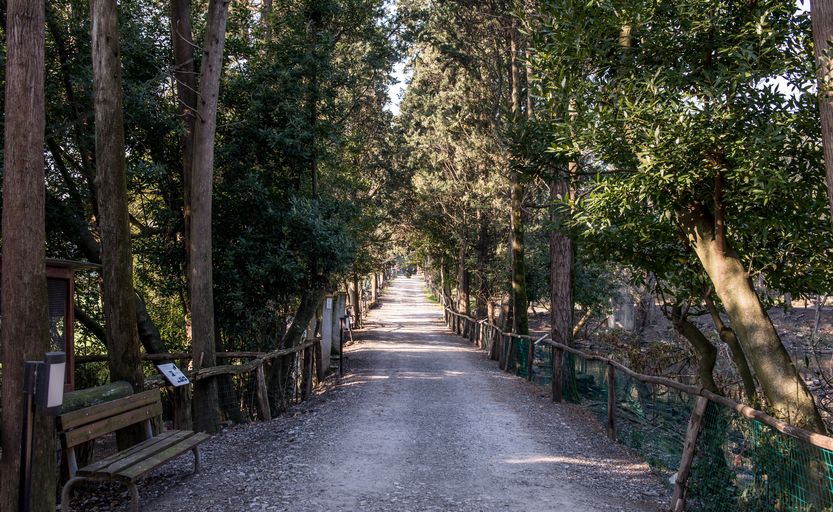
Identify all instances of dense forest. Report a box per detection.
[4,0,833,510]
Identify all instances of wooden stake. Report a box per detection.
[607,363,616,440]
[671,396,710,512]
[255,363,271,422]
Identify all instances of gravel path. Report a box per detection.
[83,276,667,511]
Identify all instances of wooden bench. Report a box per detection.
[59,388,210,512]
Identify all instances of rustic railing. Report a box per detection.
[75,338,323,425]
[432,286,833,511]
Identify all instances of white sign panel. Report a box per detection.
[326,297,333,309]
[157,363,190,387]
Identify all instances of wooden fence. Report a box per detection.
[434,288,833,511]
[76,338,323,425]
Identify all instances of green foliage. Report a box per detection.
[2,0,403,361]
[532,0,833,299]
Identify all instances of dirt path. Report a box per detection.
[138,276,666,511]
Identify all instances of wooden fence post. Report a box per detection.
[552,346,563,402]
[503,335,513,372]
[671,396,710,512]
[489,326,500,361]
[527,337,534,381]
[255,362,272,422]
[498,333,506,370]
[607,363,616,441]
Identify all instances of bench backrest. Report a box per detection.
[59,389,162,448]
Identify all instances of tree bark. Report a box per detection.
[679,204,825,431]
[704,292,758,403]
[670,305,720,394]
[171,0,197,345]
[476,210,490,319]
[350,274,362,328]
[456,245,470,316]
[91,0,145,411]
[0,1,53,509]
[190,0,230,433]
[509,19,528,336]
[261,0,273,42]
[550,174,573,347]
[811,0,833,231]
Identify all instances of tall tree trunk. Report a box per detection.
[350,274,362,328]
[457,245,470,316]
[440,255,451,307]
[509,19,528,336]
[190,0,230,433]
[171,0,197,345]
[549,173,573,347]
[261,0,273,42]
[678,204,825,431]
[550,169,578,400]
[810,0,833,230]
[0,1,53,509]
[91,0,145,447]
[476,210,490,319]
[372,272,378,304]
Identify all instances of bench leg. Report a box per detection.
[61,476,86,512]
[192,446,201,474]
[127,481,140,512]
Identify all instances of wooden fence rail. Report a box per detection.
[75,338,323,427]
[432,286,833,511]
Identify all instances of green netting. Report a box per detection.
[688,403,833,511]
[533,342,552,387]
[509,337,531,379]
[568,353,693,474]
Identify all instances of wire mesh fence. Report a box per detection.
[436,298,833,511]
[687,403,833,511]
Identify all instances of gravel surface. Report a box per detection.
[70,276,667,512]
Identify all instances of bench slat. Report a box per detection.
[64,401,162,448]
[79,430,185,474]
[117,433,209,480]
[60,389,161,431]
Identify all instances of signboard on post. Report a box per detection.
[157,363,190,387]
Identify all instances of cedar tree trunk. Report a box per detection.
[190,0,229,433]
[509,19,528,335]
[91,0,144,396]
[0,1,54,509]
[811,0,833,230]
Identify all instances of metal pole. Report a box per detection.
[19,361,39,512]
